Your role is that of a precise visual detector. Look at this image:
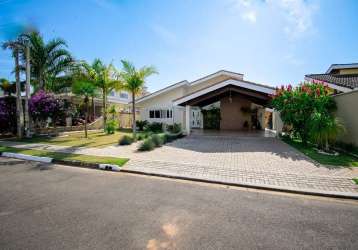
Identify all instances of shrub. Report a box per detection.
[151,134,164,147]
[145,122,163,133]
[271,82,336,144]
[105,120,118,134]
[119,135,134,145]
[136,132,149,141]
[136,120,148,131]
[138,138,155,151]
[164,132,183,142]
[166,123,182,133]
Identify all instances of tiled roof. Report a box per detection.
[305,73,358,90]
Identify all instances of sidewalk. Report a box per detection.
[1,140,358,199]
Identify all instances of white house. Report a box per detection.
[136,70,280,134]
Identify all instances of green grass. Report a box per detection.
[353,178,358,185]
[0,146,128,166]
[282,138,358,167]
[9,130,132,148]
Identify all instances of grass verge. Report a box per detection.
[9,130,131,148]
[282,138,358,167]
[0,146,128,166]
[353,178,358,185]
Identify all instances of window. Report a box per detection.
[119,92,128,99]
[149,110,154,118]
[148,109,173,119]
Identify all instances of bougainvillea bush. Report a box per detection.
[0,96,16,134]
[271,82,341,148]
[29,90,70,127]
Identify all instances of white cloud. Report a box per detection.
[242,10,257,23]
[230,0,318,39]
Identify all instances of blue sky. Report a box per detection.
[0,0,357,92]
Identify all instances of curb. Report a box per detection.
[119,169,358,201]
[0,152,121,172]
[2,151,358,200]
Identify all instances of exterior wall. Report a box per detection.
[333,90,358,146]
[137,86,187,127]
[220,95,251,130]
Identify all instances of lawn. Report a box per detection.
[282,138,358,167]
[9,130,132,148]
[0,146,128,166]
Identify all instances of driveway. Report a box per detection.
[121,133,358,195]
[2,132,358,195]
[1,158,358,249]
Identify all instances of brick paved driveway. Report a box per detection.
[122,132,358,195]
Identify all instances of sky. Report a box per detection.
[0,0,357,92]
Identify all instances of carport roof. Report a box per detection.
[173,79,275,106]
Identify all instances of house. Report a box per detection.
[136,70,280,134]
[306,63,358,146]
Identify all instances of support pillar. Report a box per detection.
[185,105,191,135]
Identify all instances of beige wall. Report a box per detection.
[334,90,358,146]
[338,68,358,75]
[220,95,251,130]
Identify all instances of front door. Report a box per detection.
[191,109,201,128]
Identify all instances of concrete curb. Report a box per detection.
[2,151,357,200]
[119,169,358,200]
[0,152,121,172]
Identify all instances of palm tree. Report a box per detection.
[120,60,157,137]
[22,31,73,90]
[77,59,121,130]
[2,39,24,138]
[72,81,97,138]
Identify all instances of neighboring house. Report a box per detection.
[306,63,358,146]
[136,70,278,134]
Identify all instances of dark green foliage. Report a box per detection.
[119,135,134,145]
[105,120,118,134]
[136,132,150,141]
[151,134,164,147]
[138,138,155,151]
[145,122,163,133]
[202,107,220,129]
[0,96,17,134]
[136,120,148,131]
[166,123,182,133]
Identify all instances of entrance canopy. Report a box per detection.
[173,79,275,107]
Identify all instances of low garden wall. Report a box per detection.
[334,90,358,146]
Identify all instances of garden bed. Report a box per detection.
[282,137,358,167]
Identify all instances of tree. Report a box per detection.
[72,81,97,138]
[77,59,121,130]
[119,60,157,137]
[271,82,341,147]
[22,31,73,90]
[0,78,16,96]
[2,39,24,138]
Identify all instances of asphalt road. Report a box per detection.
[0,157,358,250]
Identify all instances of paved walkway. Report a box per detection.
[1,134,358,196]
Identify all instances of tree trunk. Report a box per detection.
[84,97,89,138]
[132,91,136,138]
[102,89,107,131]
[39,73,44,90]
[91,96,95,121]
[15,50,24,139]
[24,45,31,138]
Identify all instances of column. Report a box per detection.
[185,105,191,135]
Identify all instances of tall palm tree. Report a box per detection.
[120,60,157,137]
[72,81,97,138]
[77,59,121,130]
[2,39,24,138]
[23,31,73,90]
